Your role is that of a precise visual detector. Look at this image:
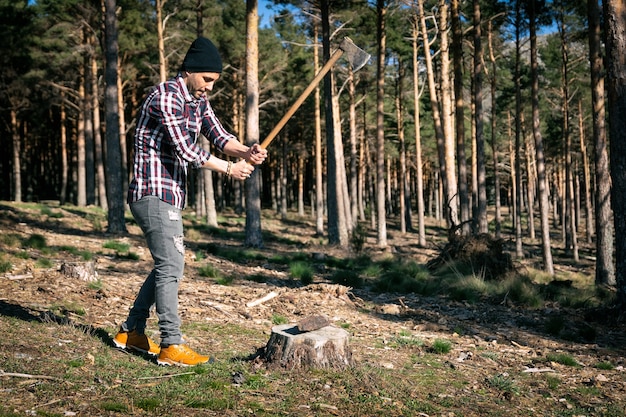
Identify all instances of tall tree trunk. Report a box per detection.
[590,0,614,286]
[245,0,263,247]
[487,19,501,238]
[91,43,108,211]
[313,24,324,235]
[104,0,126,233]
[348,68,359,227]
[521,112,536,240]
[558,11,577,260]
[513,4,523,258]
[605,0,626,306]
[375,0,388,248]
[60,92,68,205]
[10,109,21,202]
[439,0,459,231]
[396,60,410,233]
[77,65,87,207]
[358,104,366,221]
[418,0,448,229]
[472,0,487,233]
[116,64,128,195]
[84,49,95,206]
[452,0,469,234]
[412,20,426,247]
[321,0,346,245]
[156,0,167,82]
[578,101,592,244]
[297,154,305,216]
[529,0,554,274]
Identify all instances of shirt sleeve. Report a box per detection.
[200,101,236,152]
[150,91,211,167]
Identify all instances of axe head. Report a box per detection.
[339,37,371,73]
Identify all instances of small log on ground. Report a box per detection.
[261,324,353,369]
[59,261,98,282]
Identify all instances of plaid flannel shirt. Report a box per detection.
[128,74,235,209]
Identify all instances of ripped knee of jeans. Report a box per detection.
[173,235,185,255]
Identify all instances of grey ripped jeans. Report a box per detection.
[121,196,185,347]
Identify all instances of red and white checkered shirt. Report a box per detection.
[128,74,235,209]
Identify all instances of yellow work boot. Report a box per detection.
[113,329,160,356]
[157,344,212,367]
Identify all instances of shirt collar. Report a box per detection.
[176,73,200,104]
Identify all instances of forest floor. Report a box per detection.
[0,200,625,417]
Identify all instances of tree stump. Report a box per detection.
[59,261,98,282]
[261,324,353,369]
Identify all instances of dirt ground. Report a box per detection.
[1,202,626,416]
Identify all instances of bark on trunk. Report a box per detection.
[261,324,352,370]
[244,0,264,248]
[605,0,626,303]
[530,1,554,274]
[590,0,614,286]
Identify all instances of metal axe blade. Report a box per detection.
[340,37,371,73]
[260,37,370,150]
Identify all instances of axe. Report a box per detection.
[259,37,370,150]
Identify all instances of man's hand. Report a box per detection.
[246,143,268,165]
[231,159,255,181]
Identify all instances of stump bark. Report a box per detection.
[261,324,353,369]
[59,261,98,282]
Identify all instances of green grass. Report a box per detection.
[103,240,130,253]
[198,264,223,279]
[289,261,314,285]
[546,352,579,367]
[431,339,452,354]
[0,258,12,273]
[271,314,288,325]
[23,233,47,249]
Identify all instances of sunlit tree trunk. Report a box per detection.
[513,3,523,257]
[487,19,501,238]
[60,92,68,205]
[375,0,388,247]
[244,0,263,247]
[605,0,626,306]
[77,66,87,207]
[116,64,128,193]
[589,0,614,286]
[530,0,554,274]
[411,18,426,247]
[439,0,459,231]
[156,0,167,82]
[10,109,21,202]
[418,0,448,229]
[522,112,536,240]
[578,105,592,243]
[313,24,324,235]
[348,68,359,227]
[90,40,107,211]
[451,0,468,234]
[472,0,487,233]
[396,60,410,233]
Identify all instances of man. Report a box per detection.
[113,37,267,366]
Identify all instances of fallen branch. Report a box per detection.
[246,291,278,308]
[200,300,234,317]
[522,367,555,373]
[0,371,63,381]
[137,372,195,380]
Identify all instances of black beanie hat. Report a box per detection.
[181,37,222,73]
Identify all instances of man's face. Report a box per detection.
[185,71,220,99]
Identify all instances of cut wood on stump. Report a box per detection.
[261,323,353,369]
[59,261,98,282]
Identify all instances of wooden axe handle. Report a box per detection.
[260,48,345,149]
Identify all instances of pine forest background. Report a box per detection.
[3,0,626,313]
